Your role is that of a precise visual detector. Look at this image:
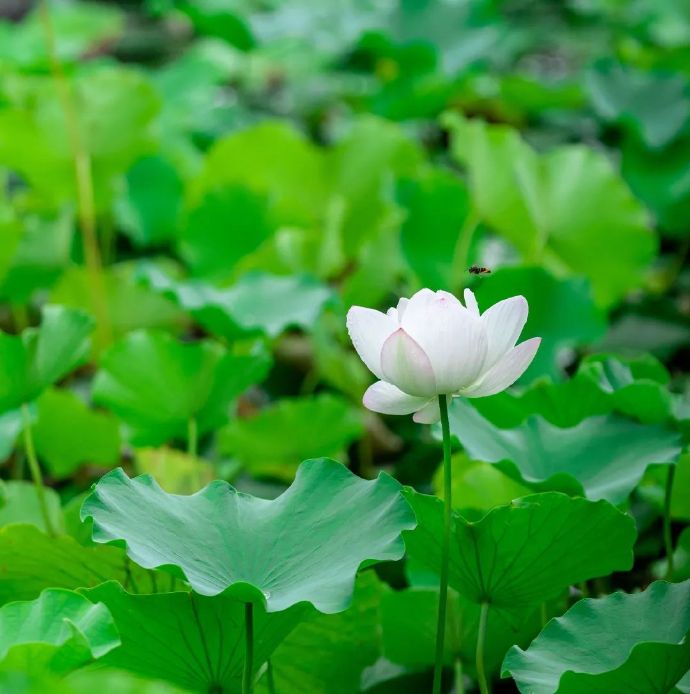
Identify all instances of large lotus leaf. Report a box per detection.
[134,448,215,495]
[257,571,385,694]
[195,121,328,227]
[0,305,93,411]
[33,389,121,479]
[586,62,690,149]
[138,264,335,339]
[446,399,682,504]
[0,3,123,69]
[502,580,690,693]
[82,581,308,693]
[0,66,159,208]
[621,131,690,235]
[51,264,185,348]
[92,330,271,446]
[403,490,635,609]
[0,589,119,676]
[431,453,531,517]
[0,482,64,535]
[117,155,185,248]
[473,353,673,429]
[178,186,276,281]
[0,409,24,461]
[0,210,74,304]
[445,113,655,306]
[81,458,416,612]
[0,524,170,605]
[324,116,423,255]
[472,266,606,380]
[381,587,544,677]
[218,394,363,480]
[399,169,475,290]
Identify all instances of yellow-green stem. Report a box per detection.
[432,394,452,694]
[187,417,198,458]
[38,0,111,350]
[664,465,676,580]
[266,659,276,694]
[454,657,465,694]
[21,404,56,537]
[476,602,490,694]
[243,602,254,694]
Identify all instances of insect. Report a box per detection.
[468,265,491,275]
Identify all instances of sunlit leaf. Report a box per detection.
[502,580,690,693]
[81,458,415,612]
[0,588,119,676]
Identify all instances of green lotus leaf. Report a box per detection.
[178,186,276,281]
[0,65,159,208]
[257,571,385,694]
[50,263,185,349]
[381,587,545,676]
[117,155,185,248]
[218,394,363,480]
[92,330,271,446]
[81,581,307,694]
[502,579,690,693]
[0,483,64,535]
[472,267,606,381]
[138,264,335,339]
[81,458,416,612]
[586,61,690,149]
[403,490,635,609]
[0,305,93,412]
[431,453,531,517]
[0,410,24,462]
[0,588,119,676]
[445,112,655,307]
[0,524,172,606]
[446,399,682,504]
[32,389,121,479]
[399,169,475,290]
[0,210,74,304]
[473,353,673,429]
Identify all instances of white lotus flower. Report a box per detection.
[347,288,540,424]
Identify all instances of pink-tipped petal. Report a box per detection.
[346,306,397,380]
[461,337,541,398]
[363,381,432,415]
[481,295,529,369]
[464,288,480,317]
[380,328,437,397]
[401,289,488,393]
[412,398,442,424]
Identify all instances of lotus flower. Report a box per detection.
[347,288,540,424]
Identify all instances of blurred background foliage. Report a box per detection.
[1,0,690,690]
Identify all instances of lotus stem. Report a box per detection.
[243,602,254,694]
[432,394,452,694]
[476,602,490,694]
[38,0,111,350]
[21,403,56,537]
[664,464,676,580]
[187,417,198,458]
[266,658,276,694]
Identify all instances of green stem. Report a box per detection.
[664,465,676,580]
[432,394,452,694]
[243,602,254,694]
[451,209,479,293]
[266,658,276,694]
[38,0,111,351]
[454,657,465,694]
[476,602,490,694]
[187,417,198,458]
[21,404,56,537]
